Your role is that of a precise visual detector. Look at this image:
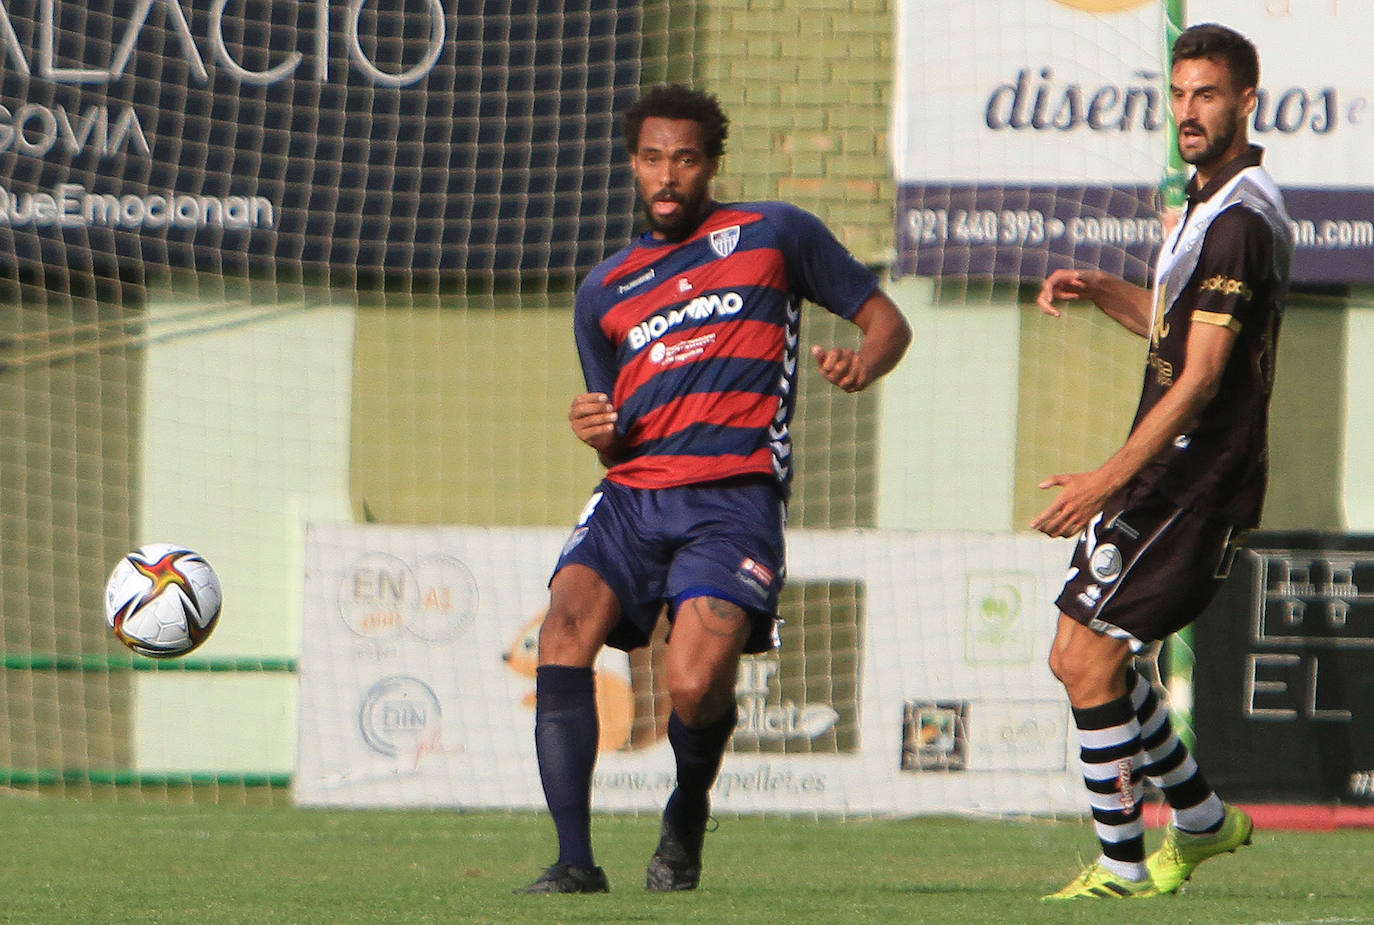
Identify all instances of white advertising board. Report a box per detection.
[296,524,1082,817]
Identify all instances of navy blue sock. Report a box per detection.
[533,665,599,869]
[665,705,738,826]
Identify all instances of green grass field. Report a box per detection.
[1,795,1368,924]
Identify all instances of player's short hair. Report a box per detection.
[1173,23,1259,91]
[623,84,729,159]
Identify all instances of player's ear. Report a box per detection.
[1238,85,1257,119]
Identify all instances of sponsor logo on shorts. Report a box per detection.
[1075,583,1102,611]
[732,558,776,602]
[1090,544,1123,582]
[740,557,775,587]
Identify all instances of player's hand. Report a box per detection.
[1036,269,1089,317]
[811,345,870,393]
[568,392,620,455]
[1030,469,1116,538]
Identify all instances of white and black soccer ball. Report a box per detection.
[104,544,222,658]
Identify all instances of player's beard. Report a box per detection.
[641,190,708,242]
[1177,116,1238,170]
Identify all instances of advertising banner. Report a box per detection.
[295,524,1082,816]
[0,1,640,273]
[893,0,1374,284]
[1191,532,1374,804]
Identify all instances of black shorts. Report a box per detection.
[1056,494,1246,647]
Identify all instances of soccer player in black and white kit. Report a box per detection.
[1034,24,1292,900]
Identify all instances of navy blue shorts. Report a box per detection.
[551,477,786,653]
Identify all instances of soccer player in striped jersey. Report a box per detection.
[517,84,910,895]
[1034,24,1291,900]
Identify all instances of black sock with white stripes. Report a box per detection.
[1072,694,1147,880]
[1126,667,1225,834]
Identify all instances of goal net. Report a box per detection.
[0,0,647,803]
[1,0,929,810]
[20,0,1369,818]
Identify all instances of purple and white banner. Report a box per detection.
[893,1,1374,284]
[0,1,643,274]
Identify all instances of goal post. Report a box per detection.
[1160,0,1199,749]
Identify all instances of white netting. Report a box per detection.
[0,0,900,807]
[0,0,649,802]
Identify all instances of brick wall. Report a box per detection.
[691,0,895,265]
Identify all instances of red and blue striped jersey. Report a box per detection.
[574,201,879,491]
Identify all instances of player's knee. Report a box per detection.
[668,676,733,727]
[667,675,711,721]
[1047,644,1131,707]
[1047,647,1071,686]
[537,603,609,666]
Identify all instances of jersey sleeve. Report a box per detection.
[573,279,619,396]
[1190,204,1276,334]
[766,203,879,319]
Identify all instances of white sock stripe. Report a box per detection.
[1137,731,1181,769]
[1080,754,1143,779]
[1093,817,1145,844]
[1151,756,1201,789]
[1138,705,1169,741]
[1077,722,1139,750]
[1086,789,1144,815]
[1174,794,1225,831]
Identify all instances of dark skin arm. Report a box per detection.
[567,391,626,468]
[810,291,912,392]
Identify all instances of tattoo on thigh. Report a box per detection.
[687,597,748,639]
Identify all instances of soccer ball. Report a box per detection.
[104,544,222,658]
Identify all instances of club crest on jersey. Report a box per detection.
[709,225,741,258]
